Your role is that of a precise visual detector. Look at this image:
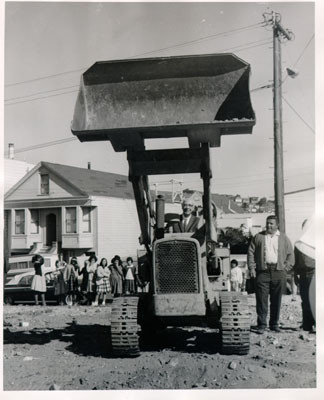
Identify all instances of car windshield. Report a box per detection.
[19,275,34,286]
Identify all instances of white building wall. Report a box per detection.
[94,196,144,261]
[217,213,272,233]
[4,159,34,194]
[285,189,315,245]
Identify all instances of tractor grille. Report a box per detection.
[154,240,199,294]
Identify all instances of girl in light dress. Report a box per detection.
[124,257,136,295]
[93,258,111,306]
[30,254,47,306]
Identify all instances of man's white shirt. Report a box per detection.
[265,230,280,264]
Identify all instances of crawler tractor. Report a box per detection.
[71,53,256,356]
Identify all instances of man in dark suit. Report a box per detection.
[171,199,200,233]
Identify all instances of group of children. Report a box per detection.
[31,252,244,306]
[51,254,141,306]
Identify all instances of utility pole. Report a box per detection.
[264,11,293,233]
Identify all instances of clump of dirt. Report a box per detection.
[3,295,316,390]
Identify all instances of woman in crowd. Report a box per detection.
[123,256,136,295]
[64,257,80,305]
[93,257,111,306]
[109,255,124,297]
[30,254,47,306]
[80,255,98,305]
[52,259,67,305]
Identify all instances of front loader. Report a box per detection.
[71,53,256,356]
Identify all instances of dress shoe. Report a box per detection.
[270,326,281,332]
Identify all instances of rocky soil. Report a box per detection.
[3,294,316,391]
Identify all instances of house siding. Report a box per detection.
[6,168,81,202]
[94,196,144,260]
[285,189,315,245]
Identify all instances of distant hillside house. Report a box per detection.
[233,195,243,206]
[182,190,245,216]
[183,189,204,207]
[4,162,144,264]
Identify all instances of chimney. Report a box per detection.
[87,162,91,170]
[8,143,14,159]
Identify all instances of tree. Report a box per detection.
[218,227,250,254]
[258,197,267,207]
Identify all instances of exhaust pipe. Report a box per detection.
[156,195,165,239]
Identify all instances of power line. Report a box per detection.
[5,67,85,88]
[282,33,314,85]
[152,169,313,187]
[282,95,315,134]
[6,22,264,88]
[5,40,272,107]
[293,34,314,68]
[5,89,79,107]
[5,85,79,102]
[4,137,78,155]
[285,187,315,195]
[251,83,273,92]
[131,22,265,58]
[219,38,272,54]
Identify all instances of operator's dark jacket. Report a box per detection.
[171,215,200,233]
[247,230,294,273]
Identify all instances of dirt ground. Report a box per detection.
[3,294,316,391]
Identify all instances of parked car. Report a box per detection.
[5,253,57,278]
[4,270,67,305]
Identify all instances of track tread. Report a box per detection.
[111,296,141,357]
[220,292,251,355]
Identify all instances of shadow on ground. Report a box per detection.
[141,327,221,354]
[4,324,222,358]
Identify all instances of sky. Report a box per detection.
[3,1,316,199]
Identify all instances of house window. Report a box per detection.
[66,207,77,233]
[40,174,49,195]
[15,210,25,234]
[82,207,91,233]
[30,210,40,234]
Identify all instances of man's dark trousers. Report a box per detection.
[299,271,315,330]
[255,268,286,329]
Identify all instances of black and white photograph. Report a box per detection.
[1,0,322,396]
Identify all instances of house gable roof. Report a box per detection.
[211,193,245,214]
[42,162,134,199]
[4,162,42,199]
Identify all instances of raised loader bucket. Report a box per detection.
[71,53,255,151]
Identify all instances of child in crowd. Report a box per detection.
[93,258,111,306]
[123,257,136,295]
[109,255,124,297]
[52,259,67,305]
[64,257,80,305]
[80,255,98,304]
[230,259,243,292]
